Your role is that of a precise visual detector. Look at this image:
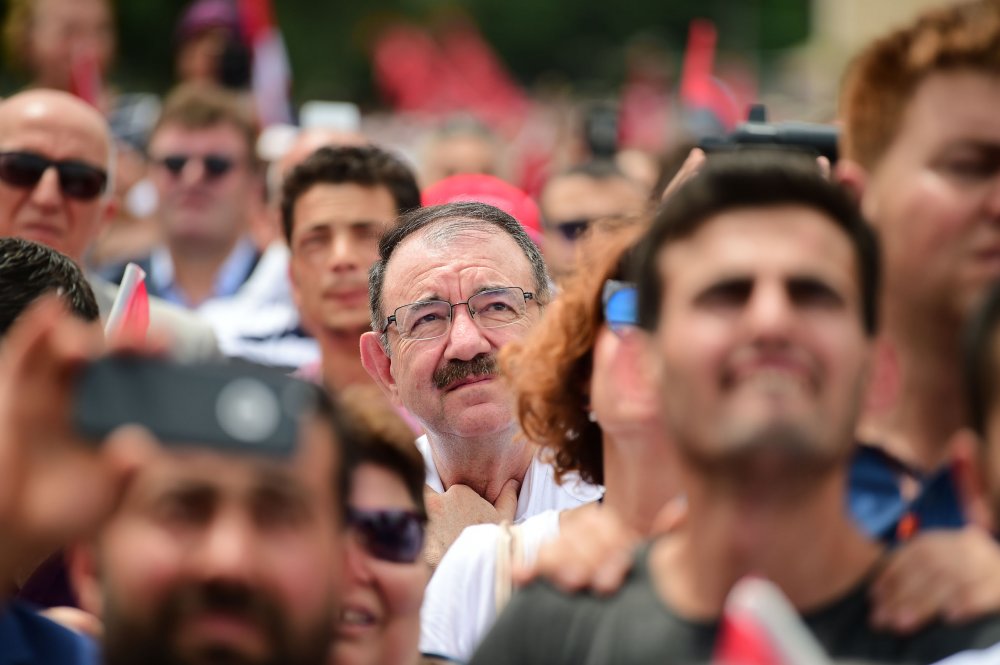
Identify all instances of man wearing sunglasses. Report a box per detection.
[539,161,647,284]
[360,202,601,568]
[122,84,262,310]
[0,89,220,363]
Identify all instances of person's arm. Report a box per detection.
[0,298,151,597]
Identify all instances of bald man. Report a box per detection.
[0,89,220,361]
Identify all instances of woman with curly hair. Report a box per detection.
[419,221,681,664]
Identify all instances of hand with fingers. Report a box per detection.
[871,526,1000,633]
[514,496,687,595]
[423,478,520,569]
[0,297,155,586]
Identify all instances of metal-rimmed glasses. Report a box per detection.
[602,279,638,333]
[381,286,536,341]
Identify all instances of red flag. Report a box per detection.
[105,263,149,343]
[679,20,741,130]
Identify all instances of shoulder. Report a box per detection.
[0,602,99,665]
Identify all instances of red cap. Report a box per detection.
[422,174,542,244]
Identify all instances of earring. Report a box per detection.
[587,410,598,423]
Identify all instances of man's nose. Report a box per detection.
[192,511,258,584]
[344,538,375,585]
[443,305,492,361]
[327,234,360,274]
[743,283,796,342]
[29,167,63,209]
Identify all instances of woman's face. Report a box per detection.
[589,324,663,438]
[332,463,429,665]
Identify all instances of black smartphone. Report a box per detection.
[73,356,317,458]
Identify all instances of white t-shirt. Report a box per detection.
[415,435,601,522]
[933,644,1000,665]
[420,509,563,663]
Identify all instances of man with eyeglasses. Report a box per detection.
[0,88,220,363]
[360,201,601,568]
[540,161,648,284]
[114,84,263,310]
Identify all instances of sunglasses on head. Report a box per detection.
[0,151,108,201]
[348,507,427,564]
[550,218,593,242]
[602,279,638,333]
[156,154,237,179]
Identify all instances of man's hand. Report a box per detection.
[423,478,520,569]
[871,526,1000,632]
[514,496,687,595]
[0,298,152,582]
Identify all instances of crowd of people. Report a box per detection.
[5,0,1000,664]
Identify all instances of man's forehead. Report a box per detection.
[133,448,312,496]
[150,122,249,152]
[894,71,1000,149]
[0,93,109,160]
[295,182,397,225]
[657,206,856,282]
[383,224,532,300]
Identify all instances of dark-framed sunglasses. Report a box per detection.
[348,507,427,564]
[0,151,108,200]
[602,279,638,333]
[155,154,237,179]
[549,218,593,242]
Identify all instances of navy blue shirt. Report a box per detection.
[848,443,965,545]
[0,600,97,665]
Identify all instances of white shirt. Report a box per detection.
[414,434,601,522]
[933,645,1000,665]
[420,510,563,663]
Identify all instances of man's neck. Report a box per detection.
[651,467,883,620]
[318,327,372,393]
[427,426,533,504]
[167,235,240,307]
[860,303,966,472]
[601,430,679,536]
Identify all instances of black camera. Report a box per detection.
[699,104,839,164]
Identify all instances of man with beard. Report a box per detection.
[62,382,352,665]
[360,202,601,566]
[470,153,1000,664]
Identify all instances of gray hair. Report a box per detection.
[369,201,550,351]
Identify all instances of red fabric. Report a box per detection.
[118,278,150,343]
[422,174,542,243]
[69,49,102,108]
[715,612,785,665]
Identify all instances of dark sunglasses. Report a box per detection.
[550,218,593,242]
[602,279,638,333]
[348,507,427,564]
[0,151,108,201]
[156,154,237,179]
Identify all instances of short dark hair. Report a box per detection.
[634,150,880,336]
[964,281,1000,438]
[0,238,100,337]
[368,202,551,349]
[280,145,421,244]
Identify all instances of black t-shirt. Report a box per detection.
[469,542,1000,665]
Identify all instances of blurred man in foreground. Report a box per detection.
[472,153,1000,665]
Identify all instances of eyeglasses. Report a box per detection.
[348,508,427,564]
[155,154,238,179]
[603,279,638,333]
[549,218,593,242]
[382,286,536,341]
[0,151,108,200]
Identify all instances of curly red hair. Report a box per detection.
[500,221,647,486]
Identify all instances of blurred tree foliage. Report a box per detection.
[0,0,809,106]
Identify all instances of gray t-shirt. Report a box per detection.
[470,542,1000,665]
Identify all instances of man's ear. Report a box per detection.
[834,158,868,204]
[66,541,104,618]
[359,331,399,405]
[287,258,303,314]
[951,428,996,532]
